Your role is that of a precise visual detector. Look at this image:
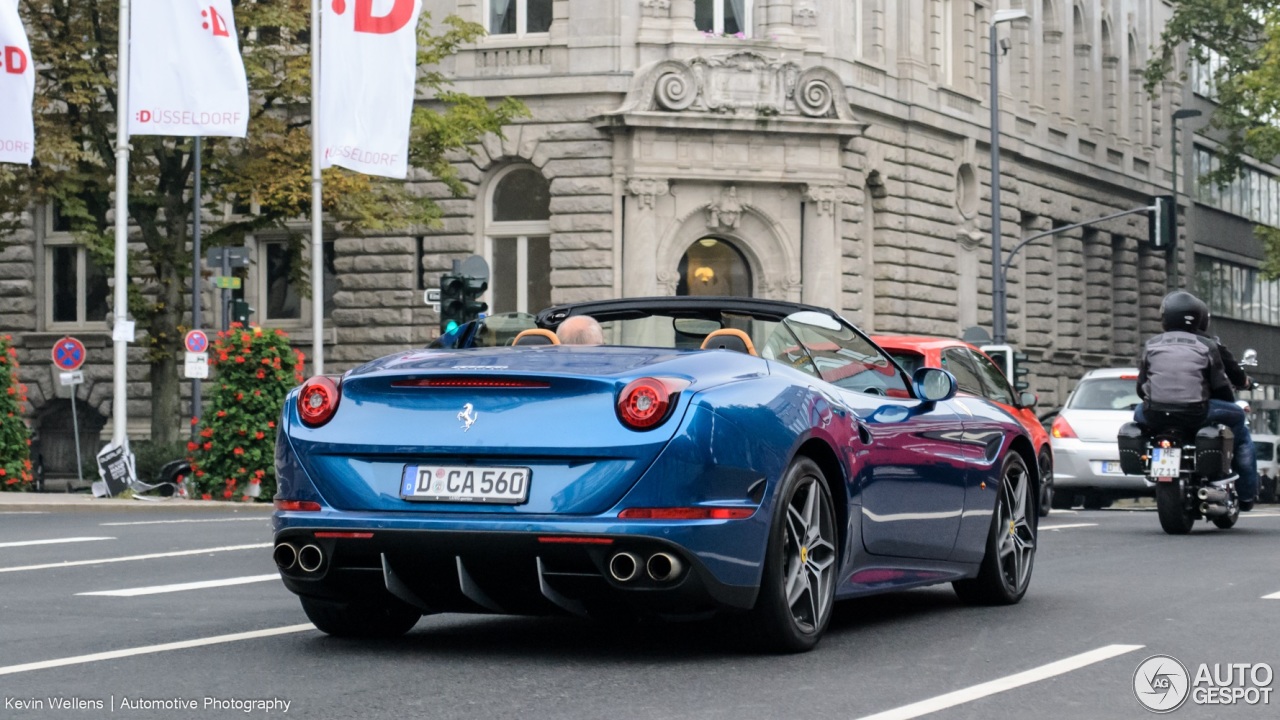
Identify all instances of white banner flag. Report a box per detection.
[319,0,422,179]
[0,0,34,165]
[129,0,249,137]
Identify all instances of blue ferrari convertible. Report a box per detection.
[273,297,1037,652]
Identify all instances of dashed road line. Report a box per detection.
[853,644,1145,720]
[1038,523,1098,531]
[0,624,315,676]
[1263,591,1280,600]
[0,543,272,573]
[100,518,268,526]
[0,537,114,548]
[77,574,280,597]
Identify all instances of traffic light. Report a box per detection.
[1148,194,1176,248]
[981,344,1031,392]
[439,274,466,332]
[461,276,488,323]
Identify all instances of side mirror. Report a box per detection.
[1019,391,1038,409]
[1241,348,1258,367]
[913,367,957,403]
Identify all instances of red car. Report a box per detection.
[872,335,1054,516]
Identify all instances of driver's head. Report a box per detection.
[556,315,604,345]
[1159,290,1208,333]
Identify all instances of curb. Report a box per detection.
[0,495,275,512]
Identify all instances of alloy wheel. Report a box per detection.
[782,477,837,633]
[996,459,1036,594]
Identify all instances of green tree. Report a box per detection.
[0,3,525,444]
[0,335,34,491]
[1146,1,1280,274]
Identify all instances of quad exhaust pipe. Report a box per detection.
[646,553,683,582]
[297,544,324,573]
[273,543,298,571]
[608,552,640,583]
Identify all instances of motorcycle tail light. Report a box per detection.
[617,377,690,430]
[1051,416,1077,439]
[299,376,341,427]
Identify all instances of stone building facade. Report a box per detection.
[4,0,1254,472]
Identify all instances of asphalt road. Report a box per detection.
[1,503,1278,720]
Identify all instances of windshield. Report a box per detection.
[885,351,924,377]
[1067,377,1141,411]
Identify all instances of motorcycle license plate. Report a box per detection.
[1150,448,1181,478]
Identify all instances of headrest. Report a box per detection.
[700,329,757,356]
[512,329,560,346]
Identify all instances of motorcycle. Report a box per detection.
[1116,348,1258,535]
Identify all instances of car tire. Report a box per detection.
[953,452,1036,606]
[1050,492,1077,510]
[300,596,421,638]
[1037,449,1053,517]
[1155,482,1195,535]
[747,457,837,653]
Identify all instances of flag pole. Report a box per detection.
[310,0,324,376]
[111,0,132,446]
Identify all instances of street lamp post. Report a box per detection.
[1169,108,1202,290]
[989,9,1027,345]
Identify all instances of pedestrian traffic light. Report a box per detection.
[981,344,1031,392]
[1149,194,1176,248]
[439,274,466,332]
[462,276,488,323]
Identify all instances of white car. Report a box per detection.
[1050,367,1153,509]
[1253,433,1279,503]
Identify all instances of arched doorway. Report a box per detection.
[676,237,753,297]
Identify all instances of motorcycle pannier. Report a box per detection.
[1194,425,1234,479]
[1117,422,1148,476]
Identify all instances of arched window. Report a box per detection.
[1072,3,1092,127]
[1041,0,1062,115]
[485,166,552,314]
[1101,18,1119,135]
[1128,32,1147,146]
[676,238,752,297]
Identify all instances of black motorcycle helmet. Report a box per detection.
[1160,290,1208,332]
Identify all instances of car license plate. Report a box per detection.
[401,465,530,504]
[1150,448,1181,478]
[1101,461,1123,475]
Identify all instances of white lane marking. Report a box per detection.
[0,624,315,677]
[854,644,1145,720]
[1263,591,1280,600]
[0,511,49,515]
[0,537,114,548]
[77,574,280,597]
[100,518,268,526]
[0,543,272,574]
[1038,523,1098,531]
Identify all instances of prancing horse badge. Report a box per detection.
[457,403,478,432]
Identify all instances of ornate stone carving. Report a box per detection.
[802,185,851,216]
[640,0,671,18]
[793,0,818,27]
[614,52,859,121]
[706,186,744,229]
[627,178,669,208]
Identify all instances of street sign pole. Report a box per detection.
[70,388,82,489]
[52,338,88,491]
[192,135,203,437]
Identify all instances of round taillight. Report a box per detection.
[299,376,340,427]
[618,377,673,430]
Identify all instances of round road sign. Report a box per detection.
[52,336,87,372]
[185,329,210,354]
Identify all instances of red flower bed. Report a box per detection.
[0,335,34,490]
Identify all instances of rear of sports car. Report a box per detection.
[273,346,788,632]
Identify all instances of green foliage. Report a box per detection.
[0,335,34,491]
[0,3,527,439]
[187,324,305,501]
[129,439,188,485]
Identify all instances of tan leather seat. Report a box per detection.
[700,329,757,356]
[512,328,561,346]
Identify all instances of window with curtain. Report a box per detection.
[488,0,552,36]
[694,0,752,36]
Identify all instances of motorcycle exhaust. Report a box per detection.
[297,544,324,573]
[646,552,684,582]
[1200,502,1230,518]
[1197,487,1229,504]
[273,543,298,571]
[607,552,640,583]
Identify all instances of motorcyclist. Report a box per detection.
[1134,291,1258,511]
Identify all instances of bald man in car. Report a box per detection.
[556,315,604,345]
